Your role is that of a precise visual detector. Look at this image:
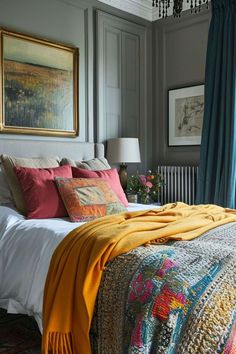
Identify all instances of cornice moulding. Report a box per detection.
[98,0,210,22]
[97,0,153,21]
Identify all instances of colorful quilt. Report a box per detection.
[91,222,236,353]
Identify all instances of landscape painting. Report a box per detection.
[0,29,78,137]
[168,84,204,146]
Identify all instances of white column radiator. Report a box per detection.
[157,166,199,205]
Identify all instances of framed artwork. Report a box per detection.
[168,84,204,146]
[0,28,79,137]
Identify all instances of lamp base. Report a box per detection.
[118,164,128,191]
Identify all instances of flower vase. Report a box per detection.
[138,193,152,204]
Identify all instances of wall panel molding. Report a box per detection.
[96,10,149,171]
[153,10,211,167]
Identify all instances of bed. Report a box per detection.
[0,139,236,354]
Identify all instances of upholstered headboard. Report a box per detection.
[0,139,104,160]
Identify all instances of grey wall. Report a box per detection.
[0,0,89,142]
[152,10,211,167]
[0,0,152,169]
[0,0,211,169]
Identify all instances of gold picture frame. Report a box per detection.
[0,28,79,137]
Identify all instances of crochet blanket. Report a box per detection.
[92,222,236,353]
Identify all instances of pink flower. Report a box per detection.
[139,175,146,185]
[146,181,153,188]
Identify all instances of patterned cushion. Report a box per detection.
[56,177,126,222]
[60,157,111,170]
[0,155,59,214]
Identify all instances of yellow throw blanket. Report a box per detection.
[42,202,236,354]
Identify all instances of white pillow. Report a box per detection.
[0,166,14,205]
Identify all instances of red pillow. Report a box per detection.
[72,167,128,207]
[15,165,72,219]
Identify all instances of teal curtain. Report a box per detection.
[196,0,236,208]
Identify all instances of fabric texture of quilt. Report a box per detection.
[92,222,236,353]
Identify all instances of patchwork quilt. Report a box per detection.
[92,222,236,353]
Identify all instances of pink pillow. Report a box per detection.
[72,167,128,207]
[15,165,72,219]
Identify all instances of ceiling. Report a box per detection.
[97,0,196,22]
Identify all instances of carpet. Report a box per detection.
[0,308,41,353]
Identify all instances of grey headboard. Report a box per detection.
[0,139,104,160]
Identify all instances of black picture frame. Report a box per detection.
[168,84,204,146]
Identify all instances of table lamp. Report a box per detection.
[106,138,141,190]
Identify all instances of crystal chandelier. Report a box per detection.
[152,0,209,18]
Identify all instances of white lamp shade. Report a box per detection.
[107,138,141,164]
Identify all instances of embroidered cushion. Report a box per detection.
[56,177,126,222]
[72,167,128,207]
[15,165,72,219]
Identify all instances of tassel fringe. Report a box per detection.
[42,332,73,354]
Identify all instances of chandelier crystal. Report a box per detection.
[152,0,209,18]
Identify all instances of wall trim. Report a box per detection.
[97,0,153,21]
[98,0,211,22]
[153,10,211,166]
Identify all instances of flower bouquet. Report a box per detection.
[127,170,164,204]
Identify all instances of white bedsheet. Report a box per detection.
[0,203,159,332]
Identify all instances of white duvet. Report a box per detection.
[0,203,157,332]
